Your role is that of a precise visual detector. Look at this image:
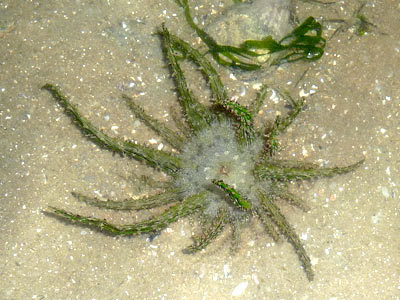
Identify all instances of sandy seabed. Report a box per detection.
[1,1,399,299]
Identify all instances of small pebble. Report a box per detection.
[232,281,248,296]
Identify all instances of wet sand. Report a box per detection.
[1,1,399,299]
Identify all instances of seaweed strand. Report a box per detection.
[176,0,326,69]
[175,0,261,70]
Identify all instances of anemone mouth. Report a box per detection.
[174,119,263,198]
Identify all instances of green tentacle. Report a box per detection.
[253,207,280,242]
[165,31,228,105]
[72,187,184,211]
[42,84,182,175]
[183,208,228,254]
[255,159,364,181]
[249,84,270,116]
[270,182,310,211]
[258,190,314,281]
[212,179,252,210]
[163,28,256,145]
[223,100,256,145]
[122,94,185,151]
[159,25,215,133]
[48,192,208,236]
[264,91,305,156]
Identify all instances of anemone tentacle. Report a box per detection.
[257,190,314,281]
[270,182,310,211]
[183,208,228,254]
[253,207,281,242]
[165,31,228,105]
[72,187,184,211]
[212,179,252,210]
[42,83,182,175]
[163,30,257,145]
[159,25,215,133]
[249,84,270,116]
[48,191,208,236]
[264,92,305,156]
[222,100,256,145]
[255,159,364,181]
[123,94,186,151]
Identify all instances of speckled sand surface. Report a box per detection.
[1,1,399,299]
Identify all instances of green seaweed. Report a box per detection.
[349,3,378,36]
[242,16,326,65]
[322,2,382,39]
[175,0,326,69]
[175,0,260,70]
[354,2,377,37]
